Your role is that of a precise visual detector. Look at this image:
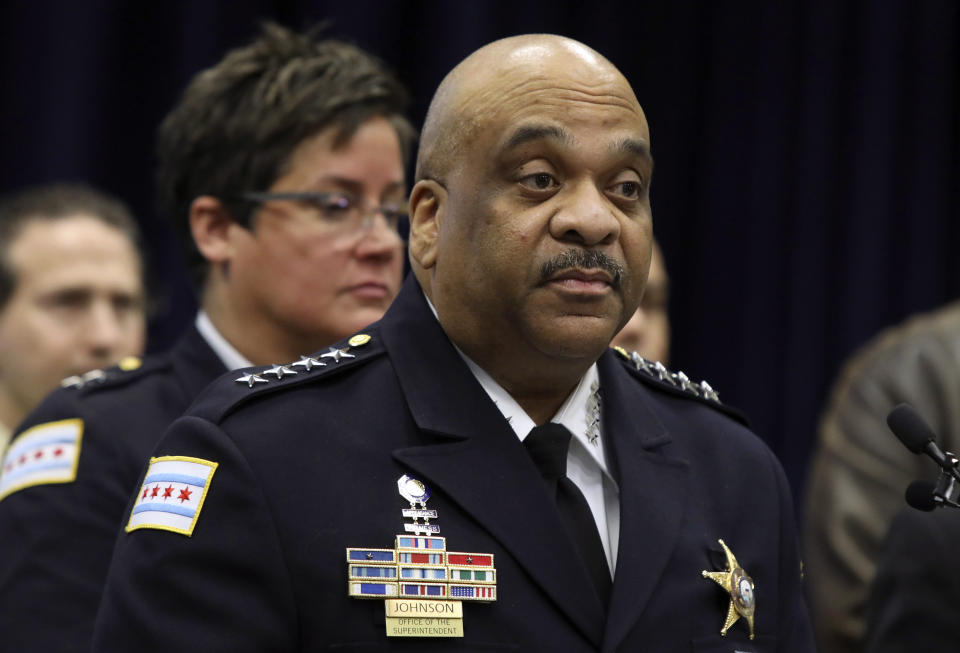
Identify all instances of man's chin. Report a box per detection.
[530,318,618,361]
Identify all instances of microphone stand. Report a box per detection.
[930,452,960,509]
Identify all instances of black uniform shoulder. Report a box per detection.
[58,355,171,397]
[610,346,749,427]
[188,330,385,424]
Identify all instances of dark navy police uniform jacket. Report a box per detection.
[0,326,226,653]
[94,277,814,652]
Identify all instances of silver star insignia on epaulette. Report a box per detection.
[60,375,84,389]
[700,380,720,402]
[675,371,700,396]
[291,355,325,371]
[236,373,269,388]
[81,369,107,384]
[264,364,297,379]
[654,361,677,385]
[630,351,655,375]
[320,347,355,363]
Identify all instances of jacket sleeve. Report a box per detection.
[0,392,135,653]
[92,415,298,653]
[863,508,960,652]
[767,445,816,652]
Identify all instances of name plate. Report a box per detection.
[385,616,464,638]
[385,599,463,618]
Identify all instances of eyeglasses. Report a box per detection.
[239,191,408,234]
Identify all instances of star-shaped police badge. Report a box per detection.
[701,538,756,640]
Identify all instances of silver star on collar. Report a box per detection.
[654,361,677,385]
[676,371,700,396]
[700,380,720,402]
[264,364,297,379]
[81,369,107,384]
[630,351,655,375]
[236,373,269,388]
[60,375,84,389]
[320,347,356,363]
[291,355,325,371]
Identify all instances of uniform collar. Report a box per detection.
[194,311,253,371]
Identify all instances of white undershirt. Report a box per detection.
[425,297,620,574]
[195,311,254,371]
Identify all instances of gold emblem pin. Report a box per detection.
[118,356,142,371]
[348,334,372,347]
[702,539,756,640]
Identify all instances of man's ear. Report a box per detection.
[408,180,446,270]
[189,196,239,264]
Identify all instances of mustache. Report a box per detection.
[539,249,624,289]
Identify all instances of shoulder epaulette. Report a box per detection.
[194,330,384,423]
[58,356,157,393]
[610,346,749,426]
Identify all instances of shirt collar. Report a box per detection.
[195,311,254,371]
[423,293,613,477]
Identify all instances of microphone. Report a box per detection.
[904,481,937,512]
[886,403,959,478]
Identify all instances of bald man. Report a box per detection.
[94,35,812,651]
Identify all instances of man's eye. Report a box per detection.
[610,180,643,200]
[46,291,89,310]
[519,173,559,191]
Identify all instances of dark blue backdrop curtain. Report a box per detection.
[2,0,958,515]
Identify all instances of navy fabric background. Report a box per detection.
[1,0,958,514]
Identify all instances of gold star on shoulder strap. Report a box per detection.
[701,538,756,640]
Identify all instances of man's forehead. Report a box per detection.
[497,121,652,165]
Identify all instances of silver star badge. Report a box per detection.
[291,355,325,371]
[654,361,677,385]
[630,351,655,375]
[81,369,107,384]
[320,347,356,363]
[264,364,297,379]
[676,371,700,396]
[700,380,720,402]
[236,373,268,388]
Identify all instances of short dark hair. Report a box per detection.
[156,22,416,291]
[0,183,143,309]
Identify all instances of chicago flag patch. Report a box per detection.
[126,456,218,536]
[0,419,83,501]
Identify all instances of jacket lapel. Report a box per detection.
[597,352,690,651]
[383,278,606,647]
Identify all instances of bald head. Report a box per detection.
[416,35,644,183]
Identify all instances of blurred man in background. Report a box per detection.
[611,239,669,363]
[0,23,413,653]
[0,183,147,451]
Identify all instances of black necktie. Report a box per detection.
[524,422,612,608]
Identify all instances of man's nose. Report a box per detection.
[549,182,621,247]
[83,300,126,358]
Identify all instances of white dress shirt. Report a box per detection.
[195,311,254,371]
